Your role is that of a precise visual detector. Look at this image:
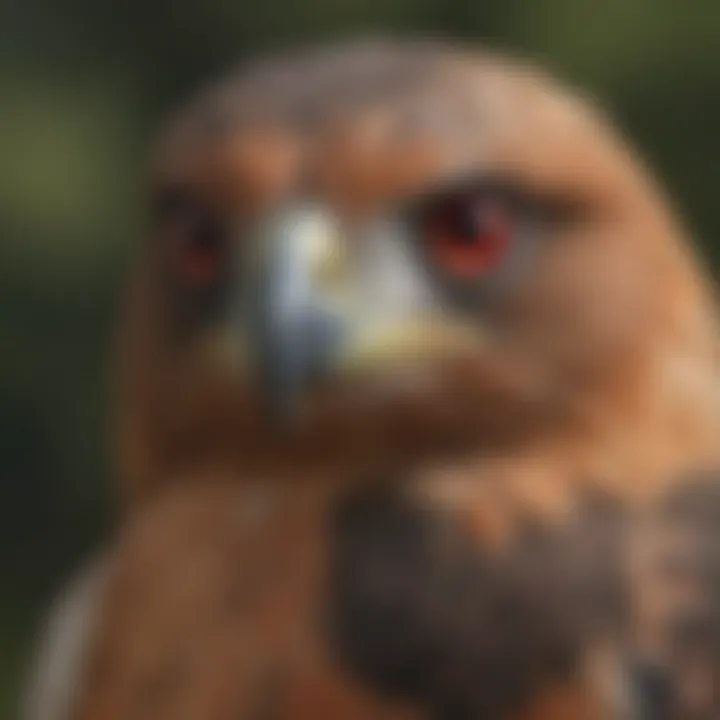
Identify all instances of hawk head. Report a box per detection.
[117,40,719,506]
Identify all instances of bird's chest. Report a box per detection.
[78,475,720,720]
[326,481,628,719]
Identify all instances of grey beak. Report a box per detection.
[247,208,345,423]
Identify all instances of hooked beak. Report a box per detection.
[247,206,347,423]
[236,205,484,426]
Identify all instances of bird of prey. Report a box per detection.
[24,39,720,719]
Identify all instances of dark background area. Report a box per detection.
[0,0,718,715]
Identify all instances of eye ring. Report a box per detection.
[169,213,228,286]
[424,194,513,278]
[153,187,230,287]
[406,180,539,308]
[416,187,516,280]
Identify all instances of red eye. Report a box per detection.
[166,213,228,286]
[154,186,229,287]
[423,193,513,278]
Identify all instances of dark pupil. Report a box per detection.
[188,216,223,255]
[449,200,483,244]
[154,185,224,257]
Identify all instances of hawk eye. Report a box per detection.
[155,188,229,287]
[172,213,227,286]
[420,190,514,279]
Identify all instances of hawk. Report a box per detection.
[24,39,720,719]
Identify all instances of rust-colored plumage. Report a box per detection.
[34,40,720,720]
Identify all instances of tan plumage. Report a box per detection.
[38,40,720,719]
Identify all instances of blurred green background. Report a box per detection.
[0,0,718,715]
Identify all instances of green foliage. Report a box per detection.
[0,0,718,715]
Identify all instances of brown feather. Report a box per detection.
[82,39,720,719]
